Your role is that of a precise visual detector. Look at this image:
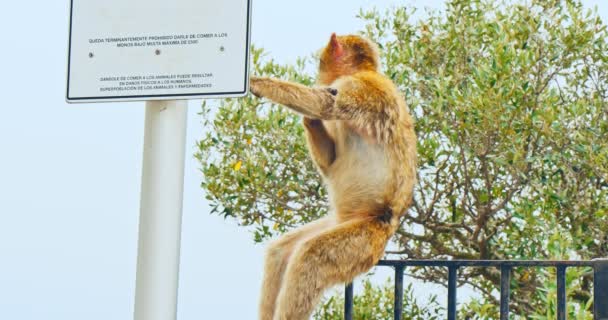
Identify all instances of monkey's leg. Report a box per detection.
[303,118,336,175]
[273,219,392,320]
[250,77,336,119]
[259,216,334,320]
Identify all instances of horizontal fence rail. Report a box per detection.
[344,259,608,320]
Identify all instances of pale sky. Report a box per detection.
[0,1,606,319]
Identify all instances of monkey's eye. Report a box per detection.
[327,88,338,96]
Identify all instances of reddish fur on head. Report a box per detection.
[318,33,380,85]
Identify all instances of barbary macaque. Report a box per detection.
[250,33,417,320]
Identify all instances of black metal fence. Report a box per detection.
[344,259,608,320]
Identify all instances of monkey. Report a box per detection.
[250,33,417,320]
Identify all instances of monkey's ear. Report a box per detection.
[329,33,344,58]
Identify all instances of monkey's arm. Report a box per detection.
[303,118,335,174]
[250,77,336,119]
[250,75,393,124]
[250,77,338,171]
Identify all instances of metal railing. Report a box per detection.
[344,259,608,320]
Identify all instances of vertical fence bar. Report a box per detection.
[594,259,608,320]
[345,282,353,320]
[556,266,566,320]
[448,266,458,320]
[394,265,405,320]
[500,265,511,320]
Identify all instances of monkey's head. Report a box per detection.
[318,33,380,85]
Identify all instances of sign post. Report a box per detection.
[134,100,188,320]
[66,0,251,319]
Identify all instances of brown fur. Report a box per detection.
[250,33,417,320]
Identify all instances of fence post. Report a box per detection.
[556,266,567,320]
[500,265,511,320]
[447,266,458,320]
[345,282,353,320]
[595,259,608,320]
[394,265,405,320]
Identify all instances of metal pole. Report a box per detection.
[394,265,404,320]
[594,259,608,320]
[499,265,511,320]
[447,266,458,320]
[134,100,188,320]
[556,266,566,320]
[344,283,354,320]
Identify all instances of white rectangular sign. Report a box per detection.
[66,0,251,103]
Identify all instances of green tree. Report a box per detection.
[195,0,607,318]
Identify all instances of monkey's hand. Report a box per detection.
[249,76,265,98]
